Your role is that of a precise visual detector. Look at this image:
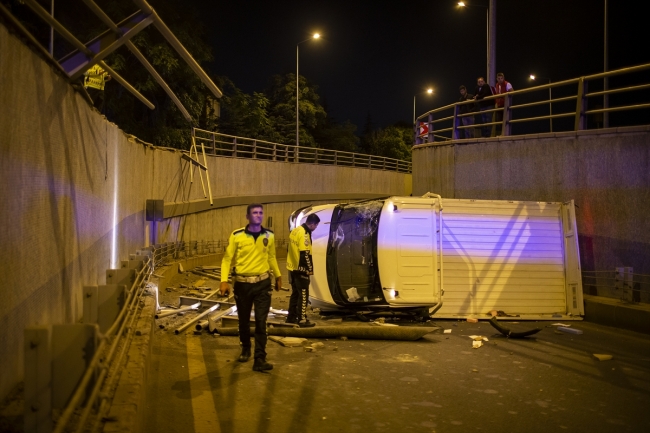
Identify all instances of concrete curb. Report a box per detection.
[584,294,650,335]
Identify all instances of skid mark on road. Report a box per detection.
[186,336,220,433]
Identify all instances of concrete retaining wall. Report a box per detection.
[412,129,650,303]
[0,23,410,400]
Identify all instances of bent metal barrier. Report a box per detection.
[192,128,412,174]
[23,241,218,433]
[414,63,650,144]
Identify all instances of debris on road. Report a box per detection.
[488,317,541,338]
[488,310,520,318]
[216,325,435,341]
[268,336,307,347]
[593,354,613,361]
[444,329,452,334]
[557,326,583,335]
[469,335,488,349]
[466,318,479,323]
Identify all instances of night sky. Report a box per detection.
[189,0,648,131]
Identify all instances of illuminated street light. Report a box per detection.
[413,88,434,126]
[529,74,553,132]
[296,33,320,148]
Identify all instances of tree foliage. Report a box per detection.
[361,122,413,162]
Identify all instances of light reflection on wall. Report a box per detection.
[111,141,119,269]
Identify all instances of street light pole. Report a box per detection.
[603,0,609,128]
[488,0,496,86]
[458,1,496,85]
[413,88,433,125]
[413,88,433,137]
[296,33,320,148]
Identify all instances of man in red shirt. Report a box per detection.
[494,72,513,135]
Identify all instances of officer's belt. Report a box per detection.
[234,271,270,283]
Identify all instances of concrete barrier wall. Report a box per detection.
[0,23,410,400]
[413,128,650,302]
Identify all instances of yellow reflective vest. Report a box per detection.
[84,64,108,90]
[221,226,281,282]
[287,224,314,275]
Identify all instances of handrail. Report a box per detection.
[414,62,650,144]
[192,128,412,174]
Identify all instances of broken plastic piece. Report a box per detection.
[466,318,479,323]
[444,329,452,334]
[472,340,483,349]
[488,317,541,338]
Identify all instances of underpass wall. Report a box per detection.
[0,23,410,400]
[412,129,650,302]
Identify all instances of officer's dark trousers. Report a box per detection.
[288,271,310,322]
[233,278,272,360]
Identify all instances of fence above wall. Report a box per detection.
[192,128,412,174]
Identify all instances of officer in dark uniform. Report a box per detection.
[286,213,320,327]
[219,204,282,372]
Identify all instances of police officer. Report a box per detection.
[286,213,320,327]
[219,204,282,372]
[83,64,111,112]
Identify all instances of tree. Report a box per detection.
[363,124,413,162]
[214,76,280,142]
[265,73,326,147]
[312,118,359,153]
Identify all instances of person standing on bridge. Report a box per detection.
[458,85,475,139]
[474,77,494,138]
[494,72,514,135]
[220,204,282,372]
[286,213,320,327]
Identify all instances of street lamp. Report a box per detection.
[413,88,433,125]
[296,33,320,147]
[457,1,496,86]
[529,74,553,132]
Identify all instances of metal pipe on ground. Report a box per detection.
[216,326,435,341]
[174,303,221,335]
[155,302,200,319]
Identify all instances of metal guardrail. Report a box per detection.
[53,240,224,433]
[414,63,650,144]
[192,128,412,173]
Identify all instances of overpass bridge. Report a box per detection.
[2,12,650,433]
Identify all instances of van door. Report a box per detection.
[377,198,442,305]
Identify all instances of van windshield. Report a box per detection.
[326,200,385,305]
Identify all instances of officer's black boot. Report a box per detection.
[238,346,251,362]
[253,357,273,371]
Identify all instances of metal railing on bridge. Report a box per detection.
[414,63,650,145]
[192,128,412,173]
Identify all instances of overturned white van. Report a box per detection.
[289,194,584,320]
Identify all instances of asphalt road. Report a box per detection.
[145,262,650,433]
